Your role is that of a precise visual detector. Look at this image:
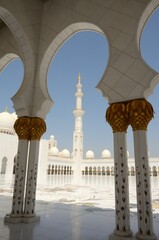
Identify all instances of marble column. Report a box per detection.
[23,117,46,223]
[106,102,132,240]
[128,99,157,240]
[4,117,30,223]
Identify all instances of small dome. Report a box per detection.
[0,111,15,134]
[11,112,18,121]
[58,152,62,156]
[101,149,111,159]
[50,135,55,139]
[86,150,94,159]
[49,147,59,156]
[61,149,70,158]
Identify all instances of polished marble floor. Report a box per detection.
[0,175,159,240]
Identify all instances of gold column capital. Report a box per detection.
[106,102,129,133]
[14,116,31,140]
[127,99,153,131]
[14,116,46,141]
[30,117,46,141]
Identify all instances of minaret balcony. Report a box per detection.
[73,109,84,117]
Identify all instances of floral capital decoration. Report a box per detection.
[14,116,46,141]
[127,99,153,131]
[106,102,129,133]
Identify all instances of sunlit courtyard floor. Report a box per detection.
[0,175,159,239]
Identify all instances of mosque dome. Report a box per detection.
[0,111,16,134]
[58,152,62,156]
[61,149,70,158]
[50,135,54,140]
[11,112,18,121]
[49,146,59,156]
[86,150,94,159]
[101,149,111,159]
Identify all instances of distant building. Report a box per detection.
[0,76,159,179]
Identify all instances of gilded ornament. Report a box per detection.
[127,99,153,131]
[30,117,46,141]
[14,117,31,140]
[14,116,46,140]
[106,102,129,133]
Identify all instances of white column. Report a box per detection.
[22,116,46,223]
[109,132,132,240]
[23,140,40,223]
[4,140,29,223]
[127,98,157,239]
[106,102,133,240]
[133,130,157,240]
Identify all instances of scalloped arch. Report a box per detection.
[0,6,34,116]
[136,1,159,99]
[0,53,19,72]
[39,22,108,105]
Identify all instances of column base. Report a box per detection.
[4,214,40,224]
[135,232,157,240]
[4,214,22,223]
[22,215,40,223]
[109,233,135,240]
[109,229,134,240]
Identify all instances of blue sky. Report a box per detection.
[0,7,159,158]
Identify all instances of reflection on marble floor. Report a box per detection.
[1,174,159,213]
[0,175,159,240]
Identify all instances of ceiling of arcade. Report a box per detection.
[0,0,158,117]
[38,0,159,105]
[0,18,21,71]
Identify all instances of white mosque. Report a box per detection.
[1,1,159,238]
[0,74,159,180]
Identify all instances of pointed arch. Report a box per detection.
[13,154,17,174]
[137,1,159,99]
[0,6,34,116]
[0,54,19,72]
[1,157,7,174]
[39,22,108,118]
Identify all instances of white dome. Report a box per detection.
[86,150,94,159]
[101,149,111,159]
[61,149,70,158]
[0,111,15,133]
[11,112,18,121]
[50,135,54,140]
[49,147,59,156]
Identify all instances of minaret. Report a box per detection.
[73,73,84,161]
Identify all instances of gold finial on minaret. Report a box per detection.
[5,106,8,112]
[78,73,81,84]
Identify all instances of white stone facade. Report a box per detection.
[1,112,159,179]
[0,0,159,238]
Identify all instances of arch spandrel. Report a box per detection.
[0,6,35,117]
[38,22,107,119]
[39,0,157,113]
[96,0,158,103]
[0,0,158,117]
[136,0,159,100]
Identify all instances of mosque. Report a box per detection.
[1,1,159,239]
[0,74,159,180]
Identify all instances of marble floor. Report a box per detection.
[0,175,159,240]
